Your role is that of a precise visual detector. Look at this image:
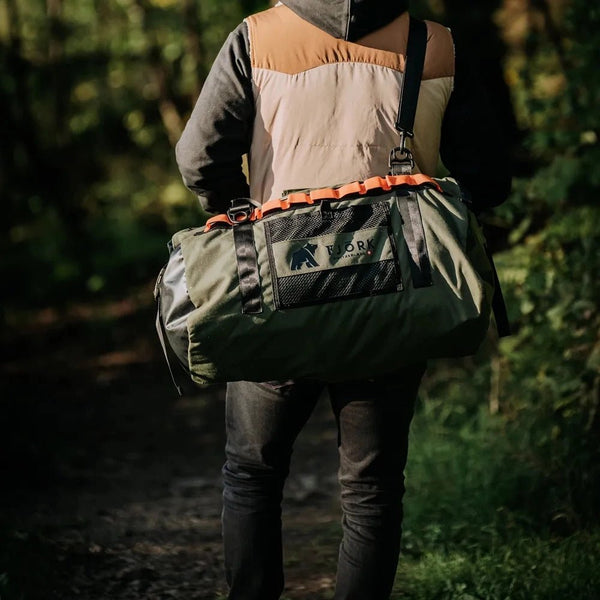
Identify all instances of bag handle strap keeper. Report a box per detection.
[228,198,263,315]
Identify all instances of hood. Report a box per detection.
[280,0,409,41]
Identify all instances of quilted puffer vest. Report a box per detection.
[245,5,455,204]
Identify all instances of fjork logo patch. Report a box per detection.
[274,228,392,278]
[326,238,376,259]
[290,242,319,271]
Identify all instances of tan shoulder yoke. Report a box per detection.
[245,5,454,80]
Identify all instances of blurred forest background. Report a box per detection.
[1,0,599,598]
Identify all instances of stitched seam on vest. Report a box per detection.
[250,63,453,81]
[248,48,406,76]
[252,60,404,79]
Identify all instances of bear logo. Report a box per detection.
[290,242,319,271]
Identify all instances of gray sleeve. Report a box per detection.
[175,22,254,214]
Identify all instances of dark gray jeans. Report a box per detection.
[222,366,425,600]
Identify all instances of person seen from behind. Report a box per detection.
[175,1,511,598]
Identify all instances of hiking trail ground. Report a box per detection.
[1,291,343,599]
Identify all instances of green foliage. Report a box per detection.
[2,0,268,307]
[403,404,521,551]
[398,9,600,598]
[483,0,600,526]
[492,202,600,524]
[394,531,600,600]
[404,0,600,540]
[400,375,599,597]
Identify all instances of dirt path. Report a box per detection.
[1,298,342,599]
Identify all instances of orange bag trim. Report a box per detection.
[204,174,441,232]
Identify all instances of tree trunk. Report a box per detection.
[134,0,185,146]
[1,0,43,224]
[183,0,204,101]
[46,0,70,145]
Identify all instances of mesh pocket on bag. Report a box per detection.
[267,202,389,243]
[265,202,402,309]
[276,260,399,308]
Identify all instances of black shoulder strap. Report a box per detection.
[390,17,428,175]
[395,17,428,136]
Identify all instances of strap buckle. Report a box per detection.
[389,131,415,176]
[227,198,254,224]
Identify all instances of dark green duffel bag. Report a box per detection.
[154,174,497,390]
